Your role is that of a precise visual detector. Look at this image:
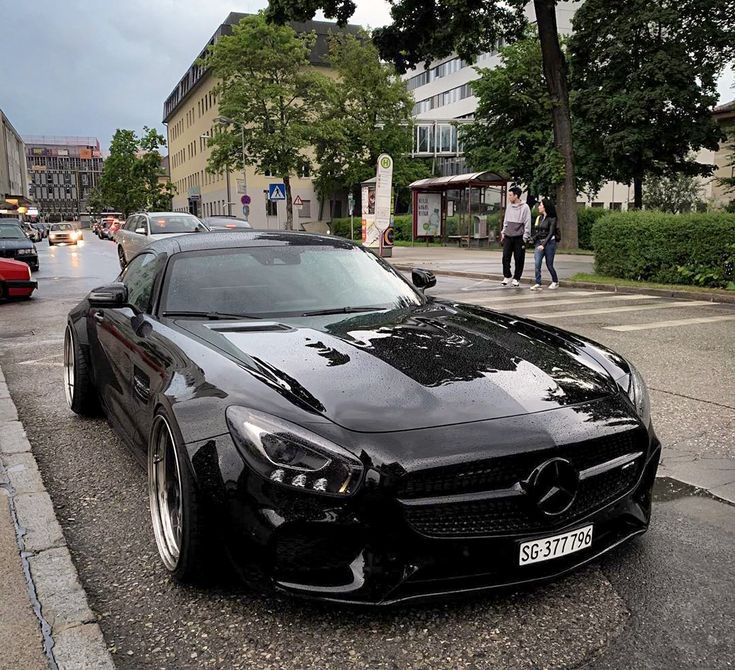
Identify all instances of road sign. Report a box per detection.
[374,154,393,232]
[293,195,303,207]
[241,195,251,205]
[348,192,355,216]
[268,183,286,201]
[242,205,250,217]
[236,179,246,194]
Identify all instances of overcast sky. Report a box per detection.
[1,0,732,153]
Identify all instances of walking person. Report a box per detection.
[530,198,560,290]
[500,186,532,287]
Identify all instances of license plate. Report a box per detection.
[519,525,593,566]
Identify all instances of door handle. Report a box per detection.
[93,311,104,323]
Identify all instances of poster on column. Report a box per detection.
[416,192,442,237]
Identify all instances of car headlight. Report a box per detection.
[225,407,363,496]
[17,248,33,255]
[618,364,650,425]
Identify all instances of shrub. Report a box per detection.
[577,207,610,250]
[591,211,735,288]
[329,214,413,241]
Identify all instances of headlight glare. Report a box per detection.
[226,407,363,496]
[621,364,650,425]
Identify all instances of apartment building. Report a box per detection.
[163,13,358,227]
[24,136,103,218]
[1,107,30,214]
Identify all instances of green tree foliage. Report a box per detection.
[267,0,581,248]
[204,13,329,230]
[313,32,431,215]
[570,0,735,209]
[91,128,175,216]
[643,171,705,214]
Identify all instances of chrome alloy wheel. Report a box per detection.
[63,326,74,408]
[148,415,184,571]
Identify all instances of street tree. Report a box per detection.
[91,128,175,217]
[569,0,735,209]
[313,32,430,217]
[643,171,704,214]
[268,0,581,248]
[204,13,330,230]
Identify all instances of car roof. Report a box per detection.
[147,230,352,256]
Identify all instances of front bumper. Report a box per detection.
[189,424,661,605]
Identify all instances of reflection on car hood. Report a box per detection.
[0,239,33,250]
[178,303,620,432]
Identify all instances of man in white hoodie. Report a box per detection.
[500,186,532,287]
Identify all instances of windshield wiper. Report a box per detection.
[300,306,388,317]
[162,310,261,320]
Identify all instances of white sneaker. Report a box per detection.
[501,278,510,286]
[548,282,559,289]
[512,279,520,287]
[530,284,541,290]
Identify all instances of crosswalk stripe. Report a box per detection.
[459,294,659,310]
[604,315,735,332]
[521,300,716,319]
[436,291,614,305]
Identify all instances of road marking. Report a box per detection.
[522,300,716,319]
[436,291,614,305]
[604,315,735,332]
[461,294,660,309]
[18,353,64,366]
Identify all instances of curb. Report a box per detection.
[391,264,735,304]
[0,367,115,670]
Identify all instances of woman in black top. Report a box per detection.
[531,198,559,290]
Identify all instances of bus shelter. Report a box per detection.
[410,172,508,247]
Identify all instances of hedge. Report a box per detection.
[591,211,735,288]
[331,212,502,241]
[577,207,610,250]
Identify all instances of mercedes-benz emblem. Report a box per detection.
[525,458,580,516]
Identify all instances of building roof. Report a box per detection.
[23,136,100,149]
[162,13,362,123]
[410,171,508,191]
[713,99,735,120]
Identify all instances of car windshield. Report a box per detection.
[163,244,423,318]
[205,217,252,229]
[149,215,207,234]
[51,224,73,231]
[0,223,25,240]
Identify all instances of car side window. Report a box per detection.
[121,253,161,314]
[124,216,138,232]
[136,216,148,235]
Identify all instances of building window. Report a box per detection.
[266,200,277,217]
[591,202,605,208]
[610,202,622,211]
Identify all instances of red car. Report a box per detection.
[0,257,38,300]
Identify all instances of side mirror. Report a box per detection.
[135,227,147,235]
[88,283,128,306]
[411,268,436,290]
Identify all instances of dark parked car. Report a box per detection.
[64,232,660,605]
[0,221,39,272]
[203,216,252,231]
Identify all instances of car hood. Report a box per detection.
[0,239,33,251]
[176,302,620,433]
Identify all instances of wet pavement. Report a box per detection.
[0,234,733,669]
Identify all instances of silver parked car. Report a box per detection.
[116,212,209,268]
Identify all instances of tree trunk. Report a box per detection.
[633,176,643,209]
[283,174,293,230]
[534,0,578,249]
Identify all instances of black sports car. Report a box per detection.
[0,220,39,272]
[64,231,660,605]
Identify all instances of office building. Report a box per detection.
[25,136,104,218]
[1,107,30,215]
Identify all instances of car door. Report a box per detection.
[89,252,162,447]
[127,215,149,258]
[117,216,135,255]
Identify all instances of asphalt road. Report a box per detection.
[0,234,733,669]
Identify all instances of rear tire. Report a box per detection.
[63,324,100,416]
[148,411,210,583]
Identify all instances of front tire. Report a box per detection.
[63,324,99,416]
[48,240,54,246]
[117,246,127,270]
[148,412,209,583]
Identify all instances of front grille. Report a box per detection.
[403,462,642,537]
[398,431,638,499]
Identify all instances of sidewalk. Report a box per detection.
[0,366,115,670]
[388,245,735,304]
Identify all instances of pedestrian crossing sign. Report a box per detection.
[268,183,286,201]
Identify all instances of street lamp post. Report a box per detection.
[215,116,248,222]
